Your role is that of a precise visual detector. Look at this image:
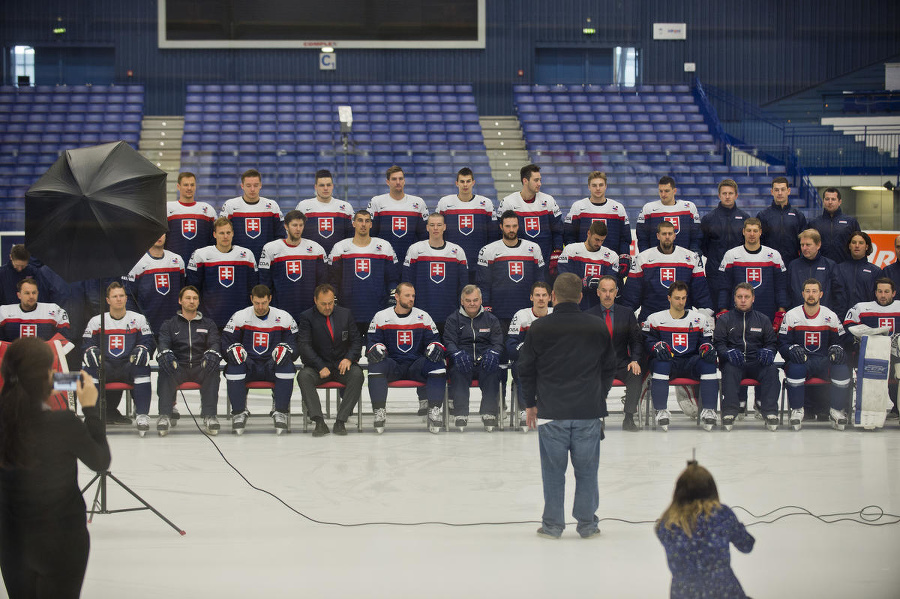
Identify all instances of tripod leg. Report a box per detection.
[104,472,186,535]
[87,478,103,523]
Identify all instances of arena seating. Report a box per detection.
[0,84,144,230]
[179,83,494,211]
[513,84,789,215]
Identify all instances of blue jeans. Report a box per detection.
[537,419,602,537]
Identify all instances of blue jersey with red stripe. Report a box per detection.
[401,240,468,325]
[219,196,284,261]
[82,310,155,360]
[622,246,711,323]
[258,238,328,324]
[778,305,845,359]
[294,197,355,256]
[186,245,258,329]
[476,239,546,320]
[124,250,186,335]
[718,245,787,319]
[556,243,619,310]
[328,237,400,326]
[635,200,702,253]
[166,201,217,266]
[366,194,429,265]
[497,191,564,261]
[220,306,298,361]
[367,306,442,364]
[563,197,632,257]
[435,194,498,266]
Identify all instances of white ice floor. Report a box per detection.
[9,387,900,599]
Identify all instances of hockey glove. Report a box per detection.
[226,343,248,365]
[425,342,445,363]
[548,249,562,278]
[158,350,178,376]
[481,349,501,373]
[586,276,601,290]
[387,288,397,307]
[452,350,474,374]
[507,341,523,363]
[130,345,150,367]
[618,254,631,275]
[652,341,674,361]
[787,344,807,364]
[83,346,102,369]
[202,350,221,376]
[271,343,293,365]
[724,348,744,367]
[367,343,387,364]
[828,344,845,365]
[698,343,717,363]
[757,347,776,366]
[772,310,786,332]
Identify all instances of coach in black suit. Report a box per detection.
[586,275,644,432]
[296,283,364,436]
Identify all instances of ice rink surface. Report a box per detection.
[7,389,899,599]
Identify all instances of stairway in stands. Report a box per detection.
[139,116,184,201]
[479,116,529,201]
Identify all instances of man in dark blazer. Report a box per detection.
[296,283,364,436]
[519,273,615,539]
[586,275,644,432]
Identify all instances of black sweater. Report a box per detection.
[0,406,111,527]
[518,302,616,420]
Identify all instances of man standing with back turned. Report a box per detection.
[519,272,615,539]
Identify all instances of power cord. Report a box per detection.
[177,392,900,529]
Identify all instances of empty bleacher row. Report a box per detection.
[513,84,788,213]
[0,84,144,230]
[180,83,494,210]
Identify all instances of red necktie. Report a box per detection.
[605,309,613,337]
[326,315,334,342]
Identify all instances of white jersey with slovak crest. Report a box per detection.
[844,300,900,333]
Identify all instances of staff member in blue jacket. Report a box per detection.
[443,285,504,431]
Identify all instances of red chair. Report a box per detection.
[308,381,362,433]
[105,382,135,417]
[643,377,703,429]
[385,380,444,431]
[235,381,291,432]
[779,376,831,427]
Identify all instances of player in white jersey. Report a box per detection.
[166,172,218,266]
[0,277,70,342]
[435,167,496,283]
[505,282,552,429]
[295,168,355,255]
[563,170,633,273]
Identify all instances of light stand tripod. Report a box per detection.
[80,309,185,535]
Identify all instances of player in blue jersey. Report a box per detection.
[186,217,258,330]
[401,213,468,333]
[328,210,400,338]
[644,282,719,432]
[82,282,155,433]
[124,233,186,337]
[476,210,547,330]
[556,220,619,310]
[622,221,712,323]
[636,176,702,254]
[258,210,328,324]
[219,169,284,261]
[717,218,788,321]
[435,167,497,283]
[165,172,217,266]
[563,171,633,274]
[497,164,563,275]
[295,169,355,256]
[221,284,299,435]
[366,165,429,264]
[366,283,447,434]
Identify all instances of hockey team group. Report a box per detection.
[2,163,898,437]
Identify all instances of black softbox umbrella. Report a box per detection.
[24,141,168,282]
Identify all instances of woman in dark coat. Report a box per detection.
[0,337,111,598]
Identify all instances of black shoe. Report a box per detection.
[333,420,347,436]
[803,411,818,422]
[106,410,132,425]
[622,413,638,432]
[312,419,330,437]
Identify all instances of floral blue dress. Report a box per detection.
[656,504,755,598]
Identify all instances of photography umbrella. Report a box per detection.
[24,141,184,535]
[24,141,167,282]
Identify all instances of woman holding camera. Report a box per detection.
[0,337,111,598]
